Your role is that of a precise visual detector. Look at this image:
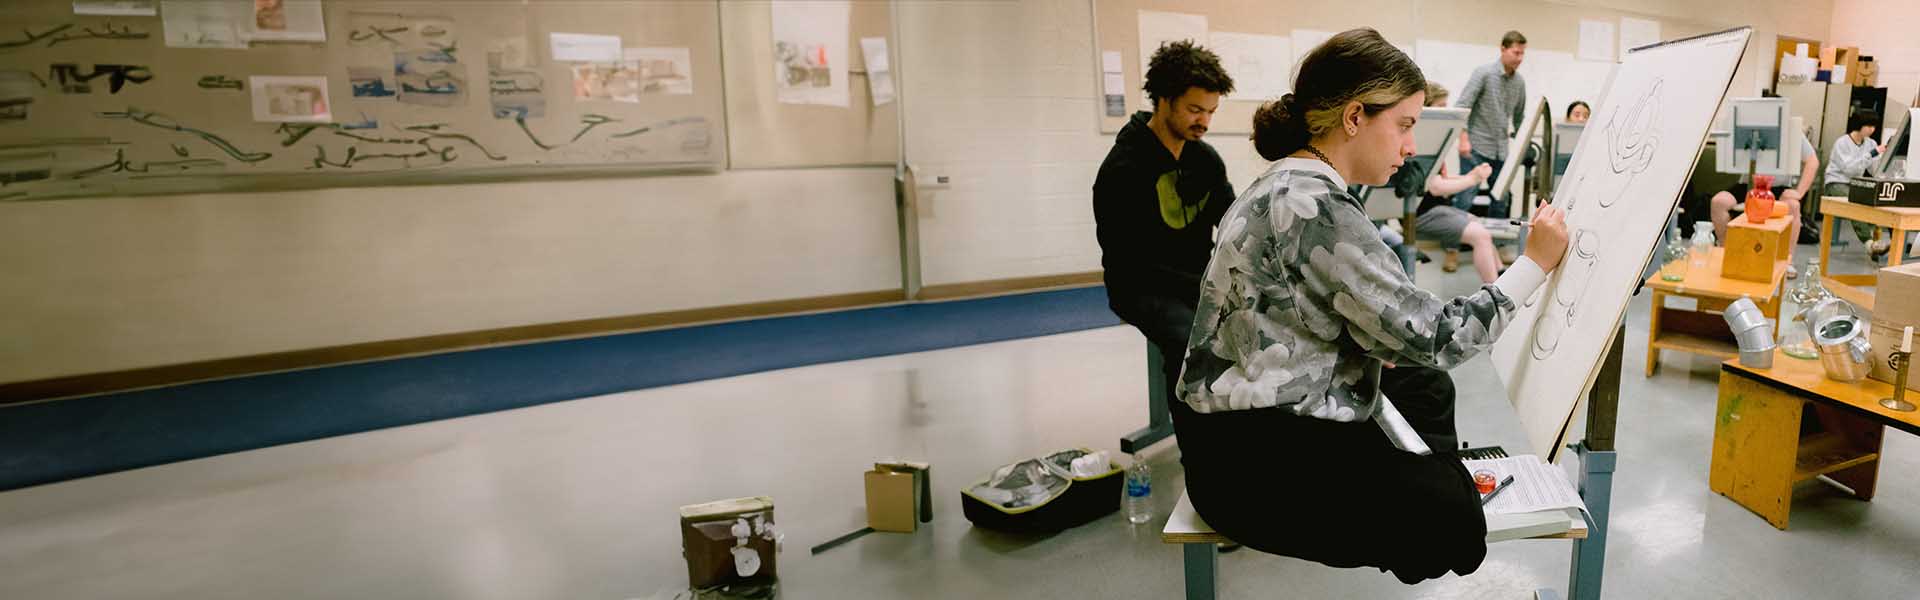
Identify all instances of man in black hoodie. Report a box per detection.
[1093,40,1235,405]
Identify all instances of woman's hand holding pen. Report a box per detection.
[1524,202,1570,272]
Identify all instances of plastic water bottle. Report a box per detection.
[1124,454,1153,524]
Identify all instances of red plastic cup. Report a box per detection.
[1473,470,1497,494]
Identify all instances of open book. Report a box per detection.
[1466,454,1591,542]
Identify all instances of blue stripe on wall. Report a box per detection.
[0,286,1121,492]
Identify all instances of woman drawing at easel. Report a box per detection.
[1167,28,1570,583]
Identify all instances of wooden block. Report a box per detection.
[1723,215,1790,282]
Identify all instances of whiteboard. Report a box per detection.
[1491,27,1753,461]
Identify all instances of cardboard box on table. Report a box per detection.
[1868,262,1920,392]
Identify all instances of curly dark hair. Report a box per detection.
[1143,40,1235,106]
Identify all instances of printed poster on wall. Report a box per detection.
[245,0,327,43]
[771,0,850,107]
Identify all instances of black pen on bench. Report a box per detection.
[1481,475,1516,506]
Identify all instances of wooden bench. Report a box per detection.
[1164,490,1587,600]
[1711,348,1920,529]
[1642,247,1788,377]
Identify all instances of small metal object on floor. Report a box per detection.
[809,527,875,555]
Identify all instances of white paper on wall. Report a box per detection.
[1577,19,1615,62]
[1208,31,1291,102]
[1290,29,1334,81]
[1618,17,1660,60]
[1136,10,1207,105]
[549,33,622,63]
[772,0,851,107]
[859,37,893,106]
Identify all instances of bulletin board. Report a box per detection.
[720,0,897,169]
[0,0,727,201]
[1090,0,1406,135]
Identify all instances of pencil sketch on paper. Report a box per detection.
[1529,228,1601,360]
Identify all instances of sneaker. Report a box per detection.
[1786,264,1799,279]
[1871,238,1892,256]
[1442,250,1460,273]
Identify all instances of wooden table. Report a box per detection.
[1643,247,1788,376]
[1816,196,1920,311]
[1711,349,1918,529]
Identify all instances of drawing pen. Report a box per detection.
[1480,475,1517,506]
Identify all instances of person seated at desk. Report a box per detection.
[1565,100,1591,124]
[1709,124,1817,278]
[1168,28,1569,584]
[1824,110,1905,258]
[1406,82,1498,281]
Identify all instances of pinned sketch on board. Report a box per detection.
[488,47,544,119]
[625,47,694,95]
[771,0,850,107]
[1209,31,1290,101]
[162,0,246,49]
[395,47,466,107]
[1136,10,1205,104]
[348,66,395,98]
[248,75,331,123]
[1491,27,1752,461]
[859,37,892,106]
[245,0,326,43]
[572,62,640,103]
[345,11,456,52]
[74,1,156,16]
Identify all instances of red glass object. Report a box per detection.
[1747,174,1776,224]
[1473,470,1497,494]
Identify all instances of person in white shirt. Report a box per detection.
[1824,111,1895,256]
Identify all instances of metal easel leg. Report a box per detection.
[1183,542,1218,600]
[1568,327,1624,600]
[1120,342,1173,454]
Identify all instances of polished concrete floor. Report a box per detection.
[3,241,1918,599]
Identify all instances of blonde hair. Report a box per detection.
[1424,82,1448,107]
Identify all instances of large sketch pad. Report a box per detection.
[1491,28,1752,461]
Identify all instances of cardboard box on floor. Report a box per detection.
[1868,262,1920,392]
[865,460,931,533]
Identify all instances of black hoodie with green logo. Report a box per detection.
[1093,111,1235,315]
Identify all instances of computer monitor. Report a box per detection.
[1870,107,1915,179]
[1713,97,1799,176]
[1552,122,1584,177]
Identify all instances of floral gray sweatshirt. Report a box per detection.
[1176,158,1547,421]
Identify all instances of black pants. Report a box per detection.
[1107,291,1196,407]
[1169,395,1486,584]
